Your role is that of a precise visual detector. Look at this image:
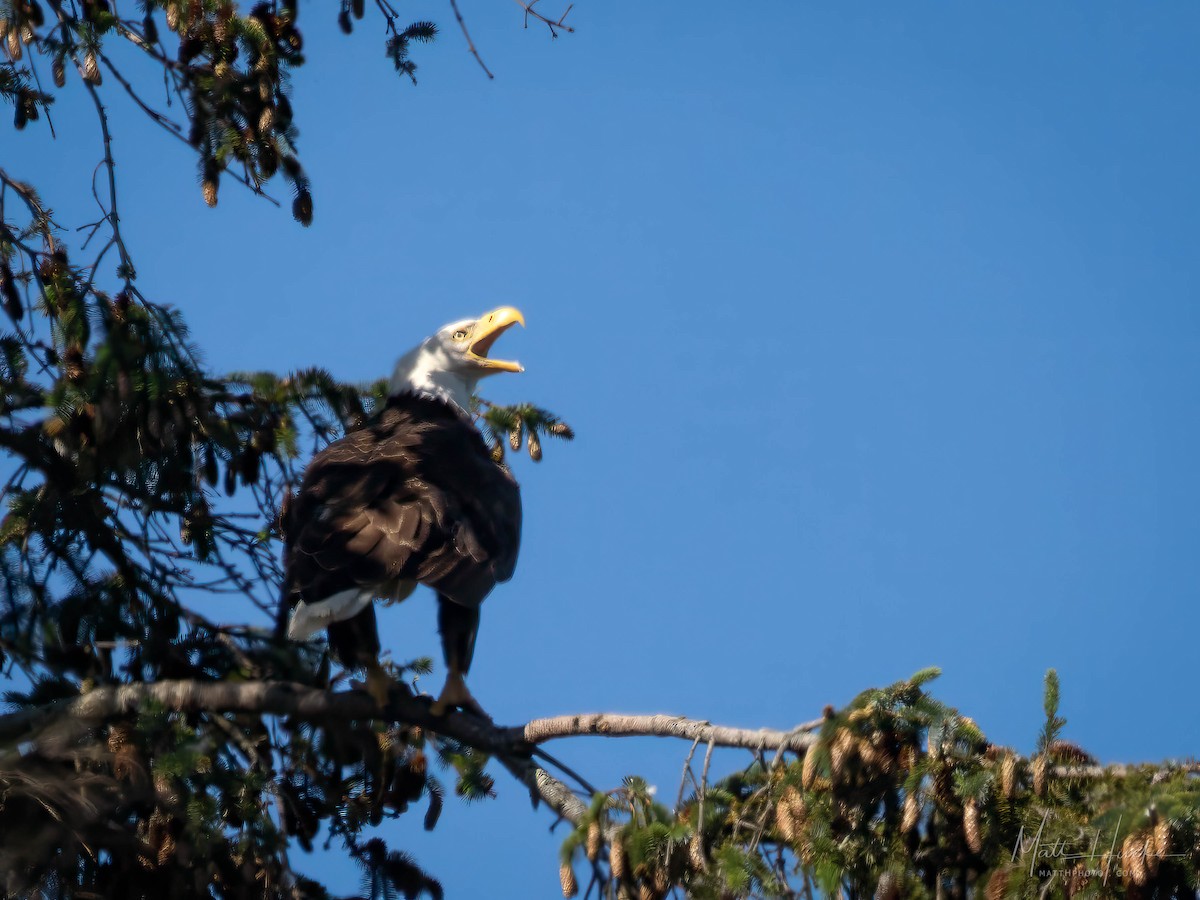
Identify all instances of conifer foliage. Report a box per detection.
[558,670,1199,899]
[1,1,569,895]
[2,2,1197,898]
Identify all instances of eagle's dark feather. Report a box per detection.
[281,393,521,671]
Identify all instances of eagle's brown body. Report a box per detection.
[281,393,521,687]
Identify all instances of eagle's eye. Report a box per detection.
[452,329,469,341]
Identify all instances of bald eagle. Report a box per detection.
[281,307,525,716]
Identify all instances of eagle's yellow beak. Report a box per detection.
[468,306,525,372]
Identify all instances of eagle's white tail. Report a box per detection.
[287,588,374,641]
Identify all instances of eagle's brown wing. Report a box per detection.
[279,394,521,668]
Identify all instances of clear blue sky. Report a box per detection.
[6,2,1200,895]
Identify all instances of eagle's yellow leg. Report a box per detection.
[364,658,393,708]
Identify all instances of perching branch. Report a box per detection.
[0,678,589,827]
[2,678,1179,825]
[0,679,828,758]
[0,680,500,751]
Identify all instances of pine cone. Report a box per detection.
[409,748,427,777]
[143,815,163,870]
[107,723,130,753]
[1144,826,1161,877]
[1066,863,1086,896]
[1000,752,1018,798]
[202,175,218,208]
[147,809,173,867]
[1153,819,1171,859]
[963,798,982,854]
[775,789,798,843]
[527,430,542,462]
[801,745,818,789]
[651,865,669,894]
[829,727,854,780]
[857,734,884,770]
[548,421,575,439]
[1124,835,1147,886]
[984,868,1009,900]
[901,791,920,835]
[157,829,176,867]
[875,871,900,900]
[508,425,522,452]
[52,56,65,87]
[1032,755,1047,797]
[63,346,86,381]
[609,838,627,881]
[585,820,602,862]
[688,831,705,871]
[83,51,101,85]
[559,862,578,898]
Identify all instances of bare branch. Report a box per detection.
[517,712,824,753]
[512,0,574,36]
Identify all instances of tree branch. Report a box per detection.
[516,712,823,752]
[0,680,505,752]
[2,679,1184,836]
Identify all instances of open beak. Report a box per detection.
[468,306,525,372]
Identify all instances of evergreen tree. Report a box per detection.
[1,2,1197,897]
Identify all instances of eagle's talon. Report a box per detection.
[431,672,490,720]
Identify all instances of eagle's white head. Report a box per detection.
[388,306,526,413]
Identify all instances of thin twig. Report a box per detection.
[448,0,494,79]
[79,76,136,288]
[675,735,702,813]
[512,0,574,36]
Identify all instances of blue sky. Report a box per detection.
[6,1,1200,895]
